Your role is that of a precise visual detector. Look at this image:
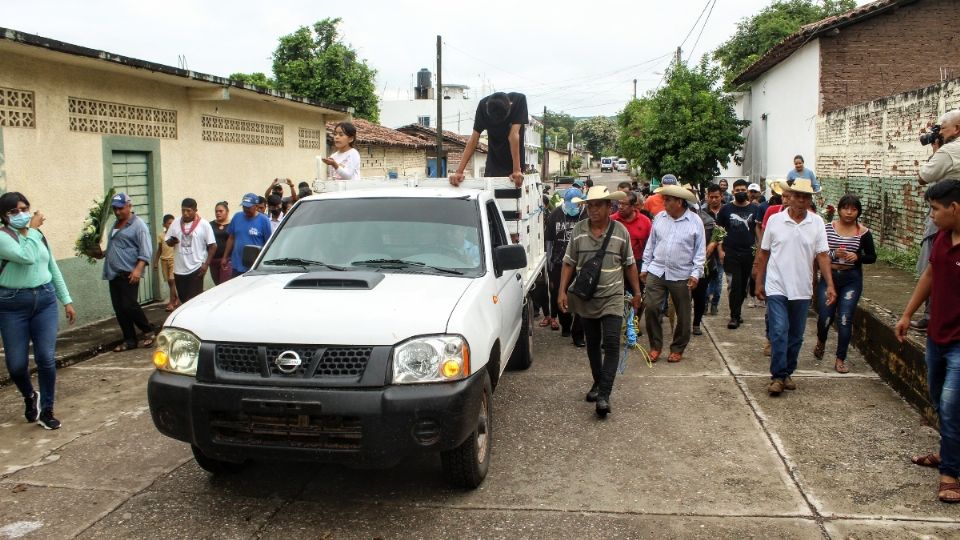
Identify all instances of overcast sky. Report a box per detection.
[5,0,869,118]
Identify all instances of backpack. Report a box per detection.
[0,227,50,275]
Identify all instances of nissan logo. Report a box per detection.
[275,350,302,374]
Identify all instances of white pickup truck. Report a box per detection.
[148,175,546,488]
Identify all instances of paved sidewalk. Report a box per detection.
[0,304,168,387]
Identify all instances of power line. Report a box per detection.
[680,0,713,51]
[687,0,719,63]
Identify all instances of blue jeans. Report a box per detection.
[0,284,59,411]
[767,295,811,380]
[706,267,723,308]
[927,339,960,478]
[816,268,863,361]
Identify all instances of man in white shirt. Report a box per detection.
[165,198,217,304]
[755,179,836,395]
[266,194,285,233]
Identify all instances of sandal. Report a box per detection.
[649,350,661,363]
[112,343,136,353]
[140,333,156,348]
[813,341,825,360]
[835,359,849,374]
[912,453,941,468]
[939,482,960,503]
[539,316,552,328]
[667,352,682,363]
[550,319,560,331]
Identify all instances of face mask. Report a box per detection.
[734,192,748,203]
[8,211,31,229]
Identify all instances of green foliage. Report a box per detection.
[229,72,275,89]
[541,110,576,150]
[618,61,748,187]
[269,18,380,121]
[574,116,619,160]
[569,156,583,173]
[713,0,856,89]
[546,126,568,151]
[877,246,920,274]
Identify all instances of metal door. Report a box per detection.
[111,151,155,303]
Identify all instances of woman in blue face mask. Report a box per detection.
[0,192,77,430]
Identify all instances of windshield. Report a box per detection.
[257,197,483,277]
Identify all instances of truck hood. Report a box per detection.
[166,272,474,345]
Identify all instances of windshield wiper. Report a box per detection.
[262,258,347,271]
[351,258,464,275]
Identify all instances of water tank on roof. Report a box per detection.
[415,68,432,100]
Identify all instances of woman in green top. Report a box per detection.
[0,192,77,430]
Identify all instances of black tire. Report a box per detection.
[507,297,534,370]
[441,373,492,489]
[191,445,245,475]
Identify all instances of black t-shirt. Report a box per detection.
[210,220,230,259]
[473,92,528,176]
[717,202,758,255]
[545,206,582,267]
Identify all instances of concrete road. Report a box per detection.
[1,295,959,539]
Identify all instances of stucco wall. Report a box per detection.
[817,77,960,253]
[0,47,336,325]
[747,40,820,179]
[354,144,427,177]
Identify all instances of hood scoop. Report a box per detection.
[285,271,385,290]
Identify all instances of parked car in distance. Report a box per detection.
[600,158,613,172]
[617,159,628,172]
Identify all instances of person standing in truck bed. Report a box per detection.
[449,92,528,188]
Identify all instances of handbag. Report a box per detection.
[569,222,615,300]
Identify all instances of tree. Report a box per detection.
[234,18,380,121]
[713,0,856,89]
[618,61,748,187]
[229,72,275,89]
[574,116,619,160]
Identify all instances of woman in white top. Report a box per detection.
[323,122,361,180]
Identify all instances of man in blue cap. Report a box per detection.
[93,192,156,351]
[544,187,585,346]
[220,193,273,279]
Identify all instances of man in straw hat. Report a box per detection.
[641,182,706,363]
[557,186,642,418]
[755,178,836,396]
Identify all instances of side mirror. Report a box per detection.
[242,245,262,269]
[493,244,526,274]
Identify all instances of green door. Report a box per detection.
[111,151,155,304]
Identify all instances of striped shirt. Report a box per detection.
[642,209,706,280]
[826,222,862,267]
[563,219,635,318]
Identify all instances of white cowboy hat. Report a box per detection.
[781,178,816,194]
[572,186,628,205]
[657,184,697,203]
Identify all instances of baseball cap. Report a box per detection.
[111,193,132,208]
[748,183,761,192]
[240,193,259,208]
[572,178,586,188]
[660,174,679,186]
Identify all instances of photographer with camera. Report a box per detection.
[913,111,960,330]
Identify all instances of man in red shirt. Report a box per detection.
[896,179,960,504]
[611,191,652,262]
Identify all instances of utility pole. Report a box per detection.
[633,78,637,99]
[675,46,682,66]
[541,106,548,177]
[436,35,443,178]
[568,132,573,175]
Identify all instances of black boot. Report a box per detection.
[595,396,611,417]
[585,384,599,402]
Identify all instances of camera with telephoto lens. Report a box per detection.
[920,124,944,146]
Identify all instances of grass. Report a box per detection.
[876,246,920,273]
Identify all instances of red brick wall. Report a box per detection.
[819,0,960,113]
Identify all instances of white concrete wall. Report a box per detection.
[717,92,747,178]
[379,99,478,136]
[746,39,820,180]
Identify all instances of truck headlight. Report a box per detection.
[393,335,470,384]
[152,328,201,376]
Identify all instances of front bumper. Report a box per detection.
[147,370,485,466]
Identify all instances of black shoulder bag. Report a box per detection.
[569,222,615,300]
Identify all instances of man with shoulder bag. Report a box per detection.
[557,186,642,418]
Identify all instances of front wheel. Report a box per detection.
[191,445,245,475]
[441,373,492,489]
